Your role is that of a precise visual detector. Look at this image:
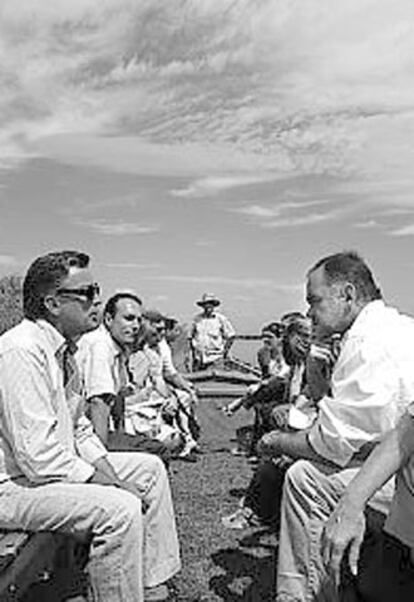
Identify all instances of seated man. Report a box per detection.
[127,320,185,455]
[142,310,201,459]
[190,292,235,370]
[321,407,414,601]
[0,251,180,602]
[77,292,170,462]
[256,251,414,602]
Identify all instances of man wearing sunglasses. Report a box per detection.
[0,251,180,602]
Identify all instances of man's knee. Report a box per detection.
[99,488,142,534]
[284,459,318,495]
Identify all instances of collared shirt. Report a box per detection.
[0,319,107,485]
[308,300,414,467]
[191,311,235,364]
[76,325,130,399]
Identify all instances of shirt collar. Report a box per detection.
[344,299,385,340]
[35,319,78,359]
[102,325,126,359]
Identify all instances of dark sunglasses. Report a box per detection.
[56,282,101,302]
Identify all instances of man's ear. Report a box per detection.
[343,282,357,303]
[43,293,61,317]
[103,312,112,329]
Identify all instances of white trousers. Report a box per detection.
[0,452,181,601]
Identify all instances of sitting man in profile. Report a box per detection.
[256,251,414,602]
[142,310,201,460]
[77,292,170,462]
[0,250,180,602]
[190,292,235,370]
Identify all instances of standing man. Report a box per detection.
[190,293,235,370]
[0,251,180,602]
[256,251,414,602]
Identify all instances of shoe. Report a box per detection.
[144,584,169,601]
[221,507,262,530]
[230,447,247,457]
[178,443,198,462]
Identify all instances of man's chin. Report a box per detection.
[85,317,100,332]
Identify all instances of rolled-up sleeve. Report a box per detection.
[0,348,95,484]
[75,413,108,464]
[308,339,401,467]
[79,338,117,399]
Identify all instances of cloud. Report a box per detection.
[170,174,280,198]
[105,262,161,269]
[388,224,414,237]
[145,274,302,292]
[0,255,18,266]
[1,0,414,201]
[76,219,159,235]
[233,198,341,228]
[353,219,381,229]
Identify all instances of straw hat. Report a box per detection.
[196,292,221,307]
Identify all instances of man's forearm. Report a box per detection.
[88,397,111,445]
[341,413,414,511]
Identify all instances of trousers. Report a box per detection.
[0,452,180,601]
[276,459,394,602]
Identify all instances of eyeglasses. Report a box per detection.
[56,283,101,302]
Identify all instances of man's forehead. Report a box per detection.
[63,267,94,287]
[115,298,142,316]
[307,267,328,292]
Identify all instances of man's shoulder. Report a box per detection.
[0,319,46,354]
[78,326,113,351]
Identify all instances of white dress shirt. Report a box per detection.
[76,325,129,399]
[308,300,414,467]
[0,319,107,484]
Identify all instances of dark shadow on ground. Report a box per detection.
[210,540,277,602]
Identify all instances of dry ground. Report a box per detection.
[169,399,278,602]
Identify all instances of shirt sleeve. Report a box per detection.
[308,338,401,467]
[0,347,95,484]
[160,341,178,378]
[79,338,117,399]
[220,315,236,339]
[74,412,108,464]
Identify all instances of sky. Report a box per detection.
[1,0,414,334]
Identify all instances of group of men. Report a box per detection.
[257,251,414,601]
[0,252,181,601]
[1,248,414,601]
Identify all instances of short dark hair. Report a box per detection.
[23,251,90,320]
[104,292,143,319]
[142,309,166,324]
[261,321,283,338]
[309,251,382,302]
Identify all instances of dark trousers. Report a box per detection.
[244,459,290,525]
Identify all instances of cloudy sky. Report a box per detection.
[1,0,414,332]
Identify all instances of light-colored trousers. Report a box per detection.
[0,452,181,601]
[276,459,394,602]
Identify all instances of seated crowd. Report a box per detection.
[1,249,414,602]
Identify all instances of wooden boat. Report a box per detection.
[185,335,262,399]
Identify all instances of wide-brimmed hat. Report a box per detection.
[196,292,221,307]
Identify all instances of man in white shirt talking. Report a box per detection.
[257,251,414,602]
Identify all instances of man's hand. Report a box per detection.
[90,458,149,511]
[257,430,283,459]
[321,500,366,588]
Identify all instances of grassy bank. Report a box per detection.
[169,399,278,602]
